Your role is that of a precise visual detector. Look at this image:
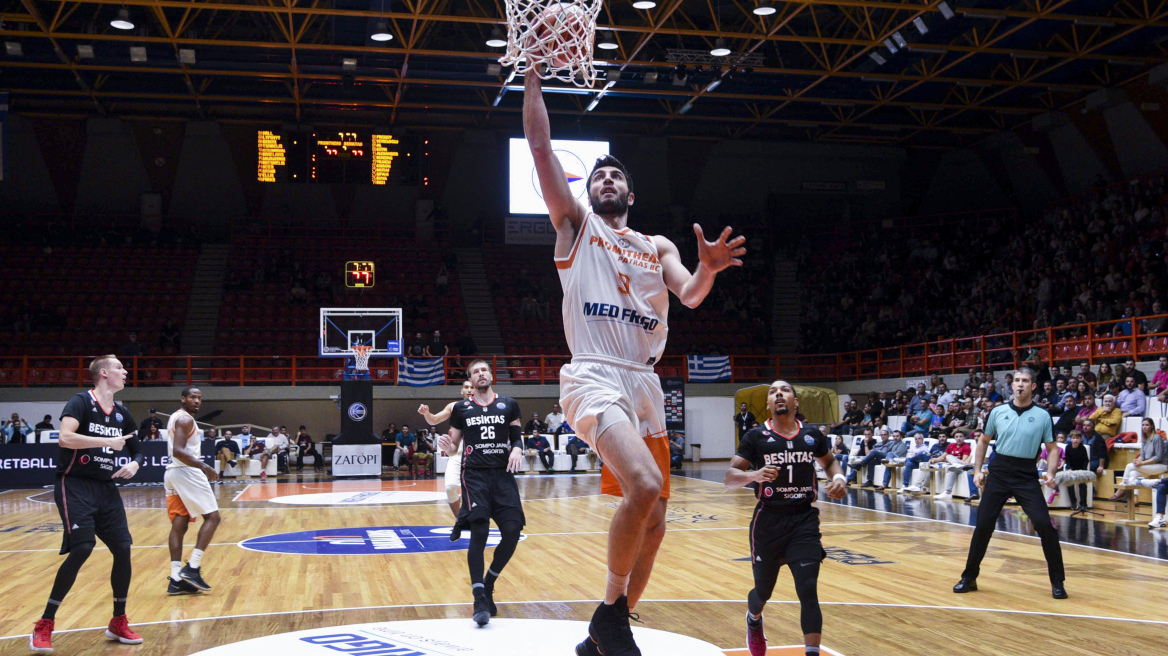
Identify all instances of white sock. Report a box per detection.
[190,549,204,569]
[170,561,182,581]
[604,570,630,605]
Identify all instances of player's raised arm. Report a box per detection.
[654,225,746,309]
[523,70,585,234]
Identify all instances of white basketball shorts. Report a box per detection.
[164,467,219,517]
[444,453,463,503]
[558,357,667,449]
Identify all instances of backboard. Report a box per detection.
[319,307,403,357]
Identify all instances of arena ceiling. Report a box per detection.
[1,0,1167,147]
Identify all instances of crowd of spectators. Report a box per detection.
[797,175,1168,354]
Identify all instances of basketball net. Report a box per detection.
[499,0,603,87]
[353,345,373,372]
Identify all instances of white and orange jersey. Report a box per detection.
[556,212,669,366]
[166,409,201,469]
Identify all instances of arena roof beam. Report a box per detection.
[901,4,1168,144]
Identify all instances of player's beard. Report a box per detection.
[474,380,491,393]
[589,189,629,216]
[773,404,790,416]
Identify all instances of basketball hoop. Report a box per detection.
[353,345,373,373]
[499,0,603,87]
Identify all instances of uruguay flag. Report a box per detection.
[397,358,446,387]
[687,355,731,382]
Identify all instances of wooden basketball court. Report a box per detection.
[1,467,1165,655]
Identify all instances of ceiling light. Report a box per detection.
[678,101,694,114]
[178,48,195,64]
[4,42,22,57]
[129,46,147,62]
[586,97,600,111]
[598,33,619,50]
[753,0,776,16]
[938,2,955,20]
[487,62,502,75]
[77,44,94,58]
[486,27,506,48]
[110,8,134,30]
[705,78,721,92]
[710,38,731,57]
[632,1,657,9]
[643,71,658,84]
[342,57,357,71]
[913,17,928,35]
[869,52,887,65]
[891,32,907,48]
[883,39,898,54]
[371,22,393,42]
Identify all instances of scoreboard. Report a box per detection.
[257,129,419,185]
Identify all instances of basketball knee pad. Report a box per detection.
[108,540,132,561]
[446,485,461,504]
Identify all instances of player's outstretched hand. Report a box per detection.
[694,224,746,274]
[109,433,130,451]
[753,465,780,483]
[507,449,524,473]
[112,461,139,479]
[417,404,430,415]
[825,478,847,499]
[438,434,453,455]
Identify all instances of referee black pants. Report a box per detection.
[961,454,1065,584]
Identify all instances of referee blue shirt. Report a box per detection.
[984,402,1054,458]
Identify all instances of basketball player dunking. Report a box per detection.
[524,71,746,656]
[164,387,222,595]
[438,360,526,626]
[419,379,476,516]
[32,355,144,653]
[725,381,847,656]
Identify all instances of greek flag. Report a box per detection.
[687,355,731,382]
[397,358,446,387]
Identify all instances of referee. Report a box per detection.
[954,367,1067,599]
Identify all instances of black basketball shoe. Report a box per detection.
[587,596,641,656]
[166,577,201,596]
[472,589,491,626]
[179,564,212,592]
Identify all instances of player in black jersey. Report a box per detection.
[725,380,847,656]
[31,355,145,654]
[438,359,526,627]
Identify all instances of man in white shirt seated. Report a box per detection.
[260,426,290,478]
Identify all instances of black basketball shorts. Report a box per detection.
[54,475,132,555]
[748,505,825,567]
[457,467,526,527]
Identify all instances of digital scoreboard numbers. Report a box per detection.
[258,130,411,184]
[257,130,287,182]
[345,261,375,288]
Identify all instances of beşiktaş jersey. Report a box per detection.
[57,390,140,481]
[450,393,522,469]
[736,419,829,509]
[556,211,670,366]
